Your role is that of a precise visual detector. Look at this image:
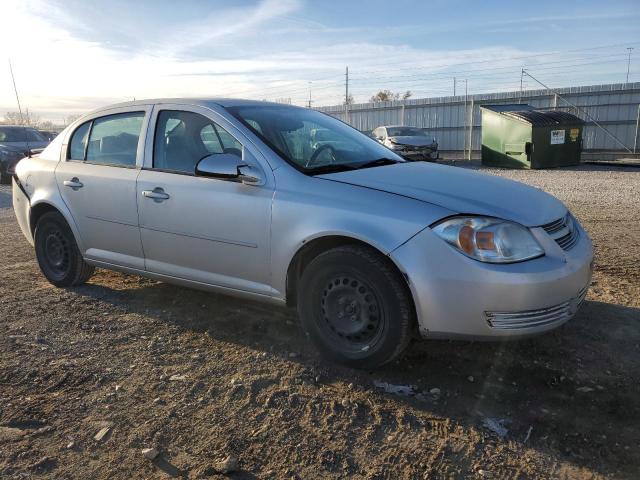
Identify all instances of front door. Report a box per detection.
[136,106,274,296]
[55,108,151,269]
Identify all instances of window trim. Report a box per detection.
[65,109,148,168]
[67,120,92,161]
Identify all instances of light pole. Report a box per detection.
[626,47,634,84]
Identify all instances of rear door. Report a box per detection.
[136,104,275,295]
[55,106,152,269]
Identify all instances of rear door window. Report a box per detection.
[85,112,144,167]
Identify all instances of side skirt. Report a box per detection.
[84,259,286,306]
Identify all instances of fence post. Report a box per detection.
[635,104,640,154]
[468,99,474,161]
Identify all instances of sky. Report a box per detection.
[1,0,639,123]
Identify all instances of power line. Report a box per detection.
[215,42,640,100]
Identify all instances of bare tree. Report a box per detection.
[344,94,354,106]
[3,110,42,126]
[65,114,81,125]
[38,120,55,130]
[369,90,397,102]
[369,90,413,103]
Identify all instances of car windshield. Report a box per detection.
[0,127,46,143]
[226,105,404,173]
[386,127,428,137]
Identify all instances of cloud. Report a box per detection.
[0,0,634,121]
[158,0,302,56]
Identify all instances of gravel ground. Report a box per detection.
[0,165,639,479]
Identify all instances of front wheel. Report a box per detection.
[298,245,414,369]
[34,211,94,287]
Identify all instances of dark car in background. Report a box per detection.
[373,125,439,161]
[0,126,50,183]
[38,130,59,142]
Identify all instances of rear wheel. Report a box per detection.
[298,245,414,369]
[34,211,94,287]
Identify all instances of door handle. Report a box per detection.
[63,178,83,189]
[142,187,170,202]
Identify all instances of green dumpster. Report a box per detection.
[481,104,584,169]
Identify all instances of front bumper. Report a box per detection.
[395,149,439,161]
[390,221,593,339]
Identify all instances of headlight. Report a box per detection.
[432,216,544,263]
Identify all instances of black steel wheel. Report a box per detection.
[34,211,94,287]
[320,274,385,351]
[298,245,414,369]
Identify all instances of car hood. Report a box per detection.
[318,162,566,227]
[0,141,47,152]
[388,136,436,147]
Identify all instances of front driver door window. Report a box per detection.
[136,107,273,294]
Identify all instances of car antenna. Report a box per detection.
[8,58,32,155]
[8,59,24,123]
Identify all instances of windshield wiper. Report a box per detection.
[354,157,400,170]
[306,163,359,175]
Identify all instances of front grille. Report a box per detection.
[486,284,588,330]
[541,214,579,251]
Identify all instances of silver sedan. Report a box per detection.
[12,98,593,369]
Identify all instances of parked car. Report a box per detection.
[373,125,439,161]
[0,125,50,183]
[12,99,593,369]
[38,130,59,142]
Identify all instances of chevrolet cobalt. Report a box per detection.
[12,99,593,368]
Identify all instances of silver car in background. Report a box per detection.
[12,98,593,368]
[373,125,439,161]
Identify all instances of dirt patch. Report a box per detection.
[0,167,639,479]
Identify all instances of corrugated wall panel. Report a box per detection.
[321,82,640,151]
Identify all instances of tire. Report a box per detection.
[298,245,414,369]
[34,211,94,287]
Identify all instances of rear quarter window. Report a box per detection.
[68,121,91,160]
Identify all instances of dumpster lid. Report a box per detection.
[481,104,584,126]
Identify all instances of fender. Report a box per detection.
[15,155,86,253]
[269,168,454,301]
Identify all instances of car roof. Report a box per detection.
[95,98,303,111]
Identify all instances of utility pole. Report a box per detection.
[626,47,634,84]
[345,66,350,123]
[307,81,312,108]
[453,77,456,96]
[8,59,25,125]
[345,66,349,105]
[519,68,524,104]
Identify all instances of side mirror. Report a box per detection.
[195,153,263,185]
